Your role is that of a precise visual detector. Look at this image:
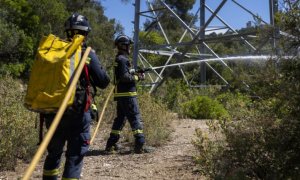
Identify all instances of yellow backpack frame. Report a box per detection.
[25,34,85,113]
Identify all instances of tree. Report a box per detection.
[0,0,38,76]
[0,0,118,77]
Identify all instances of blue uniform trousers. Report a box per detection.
[106,97,145,149]
[43,110,91,180]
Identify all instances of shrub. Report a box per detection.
[216,91,254,120]
[194,102,300,179]
[192,120,228,179]
[0,75,37,170]
[0,63,26,77]
[181,95,229,119]
[192,57,300,179]
[154,79,190,111]
[154,79,220,114]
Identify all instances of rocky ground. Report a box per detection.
[0,118,208,180]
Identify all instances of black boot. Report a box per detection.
[105,144,121,154]
[134,144,144,154]
[105,134,120,154]
[134,144,155,154]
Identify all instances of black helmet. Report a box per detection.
[65,13,91,37]
[114,34,133,47]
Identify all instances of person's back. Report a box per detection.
[42,13,110,180]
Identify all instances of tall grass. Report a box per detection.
[138,92,173,146]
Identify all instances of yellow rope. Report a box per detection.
[22,47,91,180]
[90,86,114,144]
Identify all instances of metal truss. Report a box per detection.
[131,0,294,93]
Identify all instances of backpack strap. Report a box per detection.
[38,113,45,145]
[83,64,91,112]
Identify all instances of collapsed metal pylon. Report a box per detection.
[131,0,294,93]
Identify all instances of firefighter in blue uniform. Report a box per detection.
[42,13,110,180]
[104,34,146,154]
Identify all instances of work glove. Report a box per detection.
[137,73,145,81]
[90,103,99,121]
[129,68,136,74]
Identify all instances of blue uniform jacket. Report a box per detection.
[86,49,110,89]
[114,52,137,98]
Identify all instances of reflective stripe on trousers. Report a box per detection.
[107,97,145,146]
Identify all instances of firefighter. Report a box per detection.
[104,34,146,154]
[42,13,110,180]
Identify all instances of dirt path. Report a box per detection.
[0,119,208,180]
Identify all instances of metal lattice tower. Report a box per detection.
[131,0,294,93]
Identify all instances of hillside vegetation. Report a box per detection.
[0,0,299,179]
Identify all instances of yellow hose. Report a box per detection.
[22,47,91,180]
[90,86,114,144]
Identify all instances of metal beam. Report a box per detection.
[200,0,206,84]
[232,0,269,25]
[176,0,228,60]
[205,5,256,51]
[132,0,281,93]
[133,0,141,69]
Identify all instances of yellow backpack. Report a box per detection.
[24,34,85,113]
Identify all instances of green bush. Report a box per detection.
[0,63,26,77]
[0,75,37,170]
[216,91,254,120]
[154,79,220,114]
[181,95,229,119]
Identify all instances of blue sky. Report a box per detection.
[100,0,278,37]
